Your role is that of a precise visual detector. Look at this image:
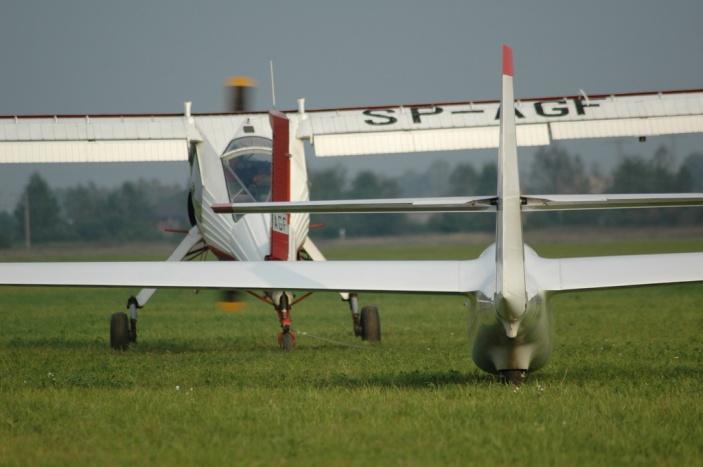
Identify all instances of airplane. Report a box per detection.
[1,45,703,384]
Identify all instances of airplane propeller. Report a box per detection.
[225,76,256,112]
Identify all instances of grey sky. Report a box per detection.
[1,0,702,210]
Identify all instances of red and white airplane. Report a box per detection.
[1,45,703,383]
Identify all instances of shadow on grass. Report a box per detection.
[3,336,299,354]
[4,337,107,350]
[531,363,700,386]
[316,369,499,389]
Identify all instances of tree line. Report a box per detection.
[309,145,703,237]
[0,144,701,247]
[0,176,188,248]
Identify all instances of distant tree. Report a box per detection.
[608,146,690,194]
[425,160,453,196]
[681,152,703,191]
[432,162,496,232]
[527,146,590,194]
[14,173,70,243]
[473,163,497,196]
[103,181,160,241]
[448,163,478,196]
[605,146,693,226]
[0,211,16,248]
[345,171,411,236]
[309,166,347,200]
[62,183,110,241]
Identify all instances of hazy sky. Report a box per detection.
[1,0,702,210]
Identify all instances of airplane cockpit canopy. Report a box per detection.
[221,137,273,209]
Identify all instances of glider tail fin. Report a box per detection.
[495,44,527,337]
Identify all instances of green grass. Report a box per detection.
[1,239,703,466]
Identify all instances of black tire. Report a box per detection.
[110,312,130,350]
[281,332,295,352]
[360,306,381,342]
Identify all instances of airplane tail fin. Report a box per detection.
[268,110,291,261]
[495,44,527,337]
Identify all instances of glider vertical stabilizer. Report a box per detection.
[495,45,527,337]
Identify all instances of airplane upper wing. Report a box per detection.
[3,89,702,162]
[529,252,703,292]
[0,259,489,294]
[297,89,703,156]
[0,112,258,163]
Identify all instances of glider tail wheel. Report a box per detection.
[360,306,381,342]
[499,369,528,386]
[275,292,296,351]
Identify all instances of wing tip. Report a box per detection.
[502,44,514,77]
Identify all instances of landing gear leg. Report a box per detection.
[274,292,296,351]
[127,296,138,344]
[348,293,362,337]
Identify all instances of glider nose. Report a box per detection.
[500,317,520,338]
[495,292,525,338]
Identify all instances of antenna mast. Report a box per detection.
[269,60,277,108]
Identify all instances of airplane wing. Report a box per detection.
[4,89,702,161]
[530,252,703,292]
[0,111,262,163]
[0,259,489,294]
[296,89,703,156]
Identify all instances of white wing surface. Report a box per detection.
[0,260,488,294]
[0,114,195,163]
[0,113,257,163]
[529,252,703,292]
[297,89,703,156]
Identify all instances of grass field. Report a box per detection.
[1,235,703,466]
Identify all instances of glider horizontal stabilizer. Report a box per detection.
[522,193,703,211]
[212,196,496,214]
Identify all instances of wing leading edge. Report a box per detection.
[0,260,489,294]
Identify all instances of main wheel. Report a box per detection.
[110,312,130,350]
[360,306,381,342]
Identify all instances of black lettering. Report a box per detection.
[363,109,397,126]
[534,100,568,117]
[494,106,525,119]
[572,97,600,115]
[411,107,443,123]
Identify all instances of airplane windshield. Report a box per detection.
[222,151,272,205]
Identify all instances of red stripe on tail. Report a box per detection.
[502,44,514,77]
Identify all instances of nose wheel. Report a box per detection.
[274,292,296,351]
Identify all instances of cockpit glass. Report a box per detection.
[222,152,272,204]
[224,136,272,154]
